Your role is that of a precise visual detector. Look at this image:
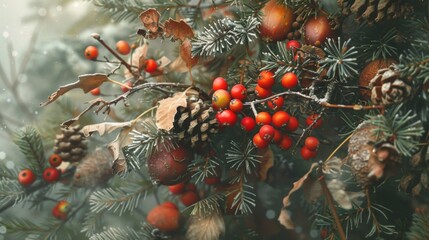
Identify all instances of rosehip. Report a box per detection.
[281,72,298,89]
[230,84,247,100]
[258,125,275,142]
[48,153,62,167]
[267,96,284,110]
[43,167,61,183]
[217,110,237,126]
[305,136,319,151]
[257,70,275,89]
[212,89,231,109]
[212,77,228,91]
[241,116,256,132]
[255,85,272,99]
[145,59,158,73]
[255,112,271,125]
[84,45,98,60]
[18,169,36,186]
[301,146,317,160]
[272,111,290,128]
[253,133,269,149]
[116,40,131,55]
[272,129,283,143]
[306,114,323,129]
[285,116,299,132]
[229,99,243,112]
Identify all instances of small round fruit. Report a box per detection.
[84,45,98,60]
[304,136,319,151]
[145,59,158,73]
[301,146,317,160]
[162,201,178,210]
[285,116,299,132]
[52,201,69,220]
[229,99,243,112]
[180,191,199,206]
[230,84,247,101]
[267,96,284,110]
[255,85,272,99]
[278,134,293,150]
[212,89,231,109]
[121,81,133,93]
[147,204,180,232]
[204,177,220,185]
[241,116,256,132]
[18,169,36,186]
[272,129,282,143]
[116,40,131,55]
[304,15,332,46]
[43,167,61,183]
[217,110,237,126]
[168,182,185,195]
[186,183,197,192]
[257,70,275,89]
[212,77,228,91]
[260,0,294,42]
[255,112,271,125]
[253,133,269,149]
[272,111,290,128]
[49,153,62,167]
[258,125,275,142]
[90,87,101,96]
[306,114,323,128]
[281,72,298,89]
[286,40,301,50]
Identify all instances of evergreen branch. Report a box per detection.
[0,163,19,179]
[226,141,260,175]
[397,48,429,84]
[319,38,358,83]
[406,213,429,240]
[261,41,301,77]
[81,210,107,237]
[0,177,26,207]
[89,226,142,240]
[284,0,320,21]
[89,182,152,215]
[230,183,256,215]
[358,28,398,61]
[13,126,47,174]
[0,218,48,240]
[189,154,221,183]
[188,192,224,217]
[369,104,424,156]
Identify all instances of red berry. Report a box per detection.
[52,200,71,220]
[121,81,133,93]
[147,204,180,232]
[306,114,323,129]
[255,112,271,125]
[257,70,275,89]
[255,84,272,99]
[212,77,228,91]
[272,111,290,128]
[84,45,98,60]
[217,110,237,126]
[186,183,197,192]
[230,84,247,100]
[204,177,220,185]
[278,134,293,150]
[281,72,298,89]
[305,136,320,151]
[90,87,101,96]
[267,96,284,110]
[241,116,256,132]
[116,40,131,55]
[285,116,299,132]
[43,167,61,183]
[18,169,36,186]
[286,40,301,50]
[229,99,243,112]
[212,89,231,109]
[258,125,275,142]
[49,153,62,167]
[253,133,269,149]
[301,146,317,160]
[145,59,158,73]
[162,201,178,210]
[272,129,283,143]
[168,182,185,195]
[180,191,199,206]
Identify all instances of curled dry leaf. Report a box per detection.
[81,121,133,137]
[109,127,133,174]
[180,39,199,69]
[164,18,194,41]
[323,156,343,176]
[41,74,108,106]
[327,179,365,210]
[282,163,318,207]
[124,44,148,79]
[258,148,274,181]
[155,92,188,131]
[278,208,294,229]
[186,214,225,240]
[139,9,160,33]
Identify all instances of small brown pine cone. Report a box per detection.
[348,0,413,24]
[54,125,88,162]
[73,148,113,188]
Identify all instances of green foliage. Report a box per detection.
[357,28,398,61]
[319,38,358,83]
[226,141,260,178]
[188,192,224,217]
[261,41,302,77]
[81,210,107,237]
[406,213,429,240]
[229,184,256,215]
[397,49,429,85]
[189,154,221,183]
[13,126,47,174]
[284,0,320,21]
[0,177,26,207]
[89,226,144,240]
[369,104,424,157]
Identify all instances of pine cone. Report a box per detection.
[347,122,401,188]
[369,66,412,106]
[172,95,218,147]
[342,0,414,24]
[73,148,113,188]
[54,125,88,162]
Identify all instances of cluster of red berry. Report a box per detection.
[84,40,158,96]
[168,182,199,207]
[146,202,181,233]
[17,153,63,186]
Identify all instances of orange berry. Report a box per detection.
[255,112,271,125]
[84,45,99,60]
[147,204,180,232]
[180,191,199,206]
[116,40,131,55]
[145,59,158,73]
[90,88,101,96]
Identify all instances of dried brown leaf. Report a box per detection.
[180,39,198,69]
[303,178,322,204]
[139,9,160,33]
[327,179,365,210]
[186,214,225,240]
[41,74,108,106]
[282,163,318,207]
[81,121,133,137]
[125,45,148,79]
[278,208,294,229]
[164,18,194,41]
[108,126,133,163]
[169,56,189,73]
[258,148,274,181]
[155,92,188,131]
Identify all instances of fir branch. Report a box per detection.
[13,126,47,174]
[284,0,320,21]
[358,28,398,61]
[229,184,256,215]
[397,48,429,85]
[0,218,48,240]
[81,210,107,238]
[89,227,142,240]
[319,38,358,83]
[226,141,261,175]
[89,182,153,215]
[189,154,221,183]
[0,177,26,207]
[188,192,225,217]
[261,41,301,76]
[406,213,429,240]
[369,104,424,157]
[192,16,260,57]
